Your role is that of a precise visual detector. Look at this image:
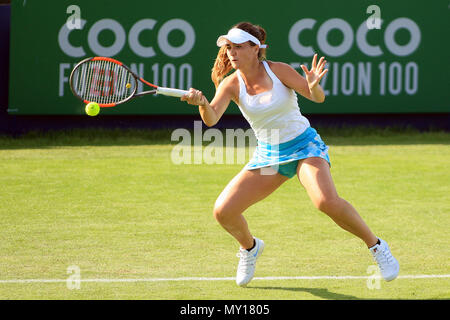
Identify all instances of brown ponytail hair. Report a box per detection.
[211,22,267,88]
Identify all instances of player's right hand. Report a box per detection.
[181,88,208,107]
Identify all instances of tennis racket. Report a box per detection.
[69,57,189,107]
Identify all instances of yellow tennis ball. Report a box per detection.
[85,102,100,116]
[126,83,131,89]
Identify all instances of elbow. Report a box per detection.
[314,96,325,103]
[203,113,219,127]
[203,119,218,127]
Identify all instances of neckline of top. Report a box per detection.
[237,61,277,97]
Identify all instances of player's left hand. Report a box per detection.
[301,54,328,89]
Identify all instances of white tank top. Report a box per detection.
[236,61,310,144]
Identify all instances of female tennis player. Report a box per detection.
[181,22,399,287]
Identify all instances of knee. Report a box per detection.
[314,196,343,214]
[213,203,231,225]
[213,200,243,225]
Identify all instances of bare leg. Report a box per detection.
[214,167,289,249]
[297,157,378,248]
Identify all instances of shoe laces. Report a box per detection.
[236,249,257,271]
[372,246,394,270]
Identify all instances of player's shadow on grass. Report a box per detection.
[248,286,361,300]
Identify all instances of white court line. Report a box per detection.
[0,274,449,284]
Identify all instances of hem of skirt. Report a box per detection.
[245,155,330,170]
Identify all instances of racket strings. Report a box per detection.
[72,60,135,104]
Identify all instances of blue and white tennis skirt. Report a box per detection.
[245,127,330,178]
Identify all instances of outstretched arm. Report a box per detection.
[270,53,328,103]
[300,54,328,103]
[180,76,236,127]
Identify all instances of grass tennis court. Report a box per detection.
[0,127,449,300]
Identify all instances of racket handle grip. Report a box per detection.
[156,87,189,98]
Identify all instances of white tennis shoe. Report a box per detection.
[235,237,264,287]
[370,238,400,281]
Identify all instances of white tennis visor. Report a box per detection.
[216,28,267,48]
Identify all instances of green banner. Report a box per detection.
[8,0,450,115]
